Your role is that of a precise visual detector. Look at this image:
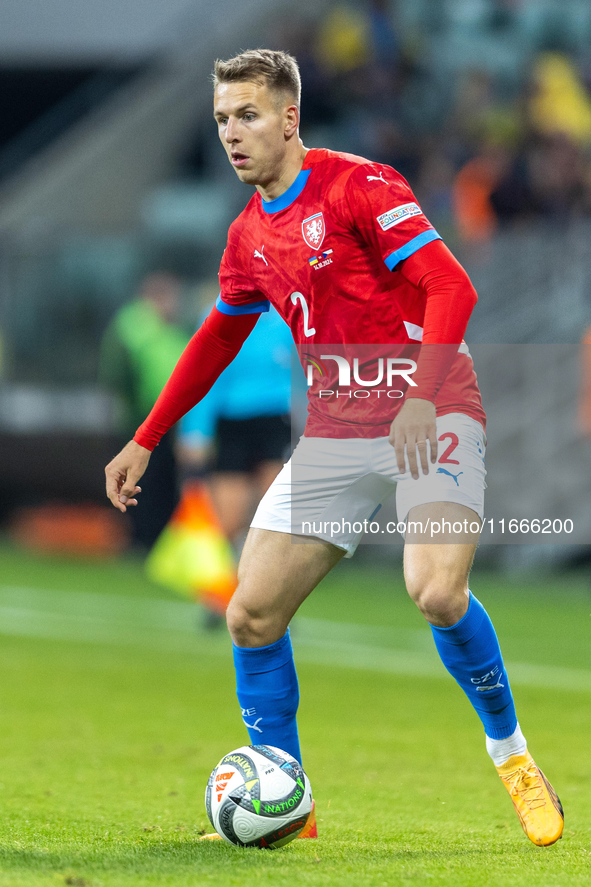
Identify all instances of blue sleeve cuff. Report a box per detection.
[216,294,270,315]
[384,229,442,271]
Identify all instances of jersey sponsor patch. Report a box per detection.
[377,202,422,231]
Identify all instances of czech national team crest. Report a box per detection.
[302,212,325,250]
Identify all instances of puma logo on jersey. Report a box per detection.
[367,172,388,183]
[243,717,263,733]
[254,246,268,265]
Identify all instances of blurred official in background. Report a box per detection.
[178,304,293,551]
[99,272,189,549]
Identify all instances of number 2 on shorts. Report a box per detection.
[438,432,460,465]
[291,292,316,337]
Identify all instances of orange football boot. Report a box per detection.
[298,800,318,839]
[496,752,563,846]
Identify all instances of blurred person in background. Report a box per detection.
[529,53,591,148]
[448,52,591,239]
[99,271,189,550]
[490,53,591,224]
[491,132,591,223]
[178,303,293,552]
[450,69,522,243]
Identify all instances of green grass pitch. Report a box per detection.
[0,540,589,886]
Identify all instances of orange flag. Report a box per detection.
[146,480,236,614]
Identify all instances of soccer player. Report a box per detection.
[105,50,563,846]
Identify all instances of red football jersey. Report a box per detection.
[218,148,485,437]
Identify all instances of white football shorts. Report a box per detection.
[251,412,487,557]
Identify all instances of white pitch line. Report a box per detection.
[0,585,589,692]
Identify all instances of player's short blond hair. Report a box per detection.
[212,49,301,108]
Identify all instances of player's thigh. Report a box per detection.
[395,413,486,531]
[227,528,345,646]
[403,502,479,626]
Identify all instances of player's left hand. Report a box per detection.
[389,398,437,480]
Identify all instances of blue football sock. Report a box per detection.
[430,592,517,739]
[233,629,301,763]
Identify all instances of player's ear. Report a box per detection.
[284,104,299,139]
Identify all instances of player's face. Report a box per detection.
[213,81,295,188]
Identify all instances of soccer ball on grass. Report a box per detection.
[206,744,313,848]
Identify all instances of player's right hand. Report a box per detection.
[105,439,151,512]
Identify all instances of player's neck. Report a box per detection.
[256,143,309,203]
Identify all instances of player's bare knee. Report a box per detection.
[406,574,469,625]
[226,596,278,647]
[226,598,256,645]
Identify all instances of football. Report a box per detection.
[205,744,313,848]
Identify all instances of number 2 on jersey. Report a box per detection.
[291,292,316,337]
